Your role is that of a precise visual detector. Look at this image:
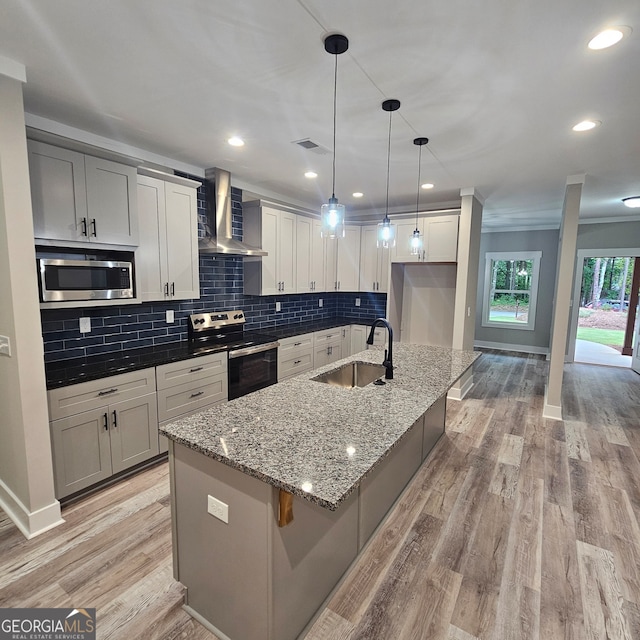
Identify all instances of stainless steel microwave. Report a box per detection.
[37,258,134,302]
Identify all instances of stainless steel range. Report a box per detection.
[188,310,279,400]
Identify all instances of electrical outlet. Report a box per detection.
[79,317,91,334]
[355,298,361,307]
[275,301,281,312]
[319,298,323,308]
[166,310,175,323]
[207,495,229,523]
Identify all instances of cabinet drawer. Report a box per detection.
[48,368,156,421]
[157,374,228,423]
[278,333,314,354]
[313,328,342,345]
[156,352,227,390]
[279,350,313,381]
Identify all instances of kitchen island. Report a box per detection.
[161,343,480,640]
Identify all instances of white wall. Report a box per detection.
[0,72,62,537]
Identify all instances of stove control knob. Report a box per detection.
[234,313,243,319]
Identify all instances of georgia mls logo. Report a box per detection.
[0,607,96,640]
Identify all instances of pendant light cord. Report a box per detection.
[331,53,338,198]
[385,109,392,217]
[415,143,423,227]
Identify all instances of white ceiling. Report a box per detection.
[2,0,640,230]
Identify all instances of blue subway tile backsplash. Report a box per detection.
[40,176,386,362]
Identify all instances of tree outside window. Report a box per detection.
[482,251,542,330]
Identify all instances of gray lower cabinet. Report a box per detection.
[50,392,158,499]
[156,352,228,453]
[48,367,158,499]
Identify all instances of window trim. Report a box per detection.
[481,250,542,331]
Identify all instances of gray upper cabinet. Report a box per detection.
[137,172,200,302]
[28,139,139,247]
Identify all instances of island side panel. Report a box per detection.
[270,489,359,640]
[423,395,447,460]
[358,416,424,549]
[172,443,271,640]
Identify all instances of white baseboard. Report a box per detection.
[0,478,63,539]
[447,374,474,401]
[474,340,549,356]
[542,384,563,421]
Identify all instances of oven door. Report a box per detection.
[228,342,279,400]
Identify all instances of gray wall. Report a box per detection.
[577,220,640,250]
[475,228,559,351]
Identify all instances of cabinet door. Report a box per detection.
[50,408,112,499]
[325,236,338,292]
[28,140,87,242]
[165,182,200,299]
[261,208,279,295]
[424,216,458,262]
[350,325,368,354]
[340,326,351,358]
[295,216,313,294]
[85,156,138,245]
[278,211,296,293]
[336,225,361,291]
[109,394,159,474]
[137,176,167,301]
[310,219,326,292]
[391,220,424,263]
[359,226,380,292]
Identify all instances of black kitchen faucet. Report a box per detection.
[366,318,394,379]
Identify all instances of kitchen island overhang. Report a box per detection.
[162,343,480,640]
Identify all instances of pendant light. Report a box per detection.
[377,99,400,248]
[411,137,429,255]
[321,33,349,239]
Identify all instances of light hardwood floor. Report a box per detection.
[1,351,639,639]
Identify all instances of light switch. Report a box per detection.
[319,299,323,308]
[79,317,91,334]
[355,298,361,307]
[166,310,175,323]
[275,302,281,312]
[0,335,11,357]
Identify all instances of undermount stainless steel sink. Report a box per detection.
[312,361,387,389]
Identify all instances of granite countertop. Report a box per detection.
[44,316,374,389]
[161,343,481,511]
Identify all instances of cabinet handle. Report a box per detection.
[294,342,302,346]
[103,413,109,431]
[164,282,169,296]
[282,281,285,291]
[91,218,97,237]
[170,282,175,296]
[294,359,301,365]
[97,387,118,396]
[190,391,204,398]
[342,329,346,338]
[328,346,332,355]
[334,281,337,290]
[112,410,117,428]
[337,281,340,290]
[81,217,88,236]
[189,366,203,372]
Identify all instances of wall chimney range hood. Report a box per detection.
[198,167,267,256]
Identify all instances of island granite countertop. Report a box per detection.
[161,343,480,511]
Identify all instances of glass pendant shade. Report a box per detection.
[321,196,345,239]
[377,215,396,248]
[410,228,423,255]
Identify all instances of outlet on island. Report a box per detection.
[207,495,229,523]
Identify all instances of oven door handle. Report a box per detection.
[228,341,280,359]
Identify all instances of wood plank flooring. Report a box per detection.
[1,350,639,639]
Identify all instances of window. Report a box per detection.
[482,251,542,330]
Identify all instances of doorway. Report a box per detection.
[569,250,639,368]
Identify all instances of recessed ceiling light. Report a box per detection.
[572,120,601,132]
[421,183,434,190]
[352,192,363,198]
[304,171,318,179]
[228,136,244,147]
[622,196,640,208]
[588,27,630,50]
